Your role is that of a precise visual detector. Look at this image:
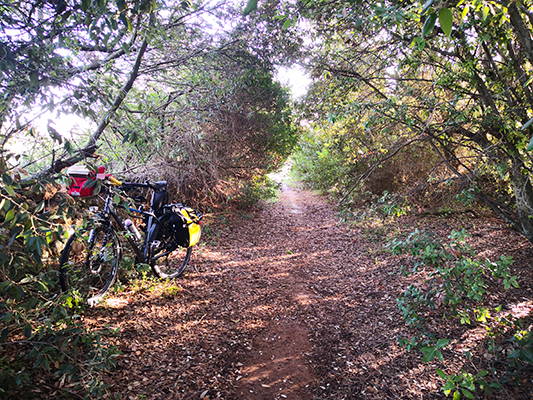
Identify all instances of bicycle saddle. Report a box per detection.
[147,181,167,191]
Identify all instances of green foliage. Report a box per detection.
[421,338,449,362]
[243,0,258,16]
[3,0,299,208]
[390,229,518,318]
[396,284,432,328]
[389,228,530,397]
[437,369,499,400]
[291,127,351,195]
[527,135,533,152]
[102,43,298,203]
[0,0,156,121]
[0,153,119,398]
[229,175,281,209]
[375,191,408,218]
[296,0,533,243]
[0,310,120,398]
[507,320,533,367]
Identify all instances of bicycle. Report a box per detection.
[59,172,202,305]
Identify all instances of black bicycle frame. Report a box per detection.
[94,186,160,264]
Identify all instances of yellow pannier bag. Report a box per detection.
[179,207,202,247]
[169,205,203,247]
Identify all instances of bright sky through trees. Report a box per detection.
[276,65,311,99]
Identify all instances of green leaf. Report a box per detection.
[3,186,15,200]
[35,201,45,213]
[81,0,90,11]
[48,124,62,143]
[439,8,453,37]
[64,140,74,155]
[283,19,292,29]
[422,13,437,37]
[24,323,32,339]
[521,117,533,131]
[421,346,437,362]
[461,5,469,20]
[4,208,15,223]
[35,280,49,293]
[490,382,501,389]
[8,227,23,246]
[421,0,434,15]
[461,388,474,399]
[2,173,13,186]
[119,13,132,31]
[526,135,533,152]
[92,180,102,196]
[82,178,96,189]
[453,390,461,400]
[243,0,258,16]
[55,0,66,13]
[436,338,450,348]
[437,369,448,379]
[113,194,121,204]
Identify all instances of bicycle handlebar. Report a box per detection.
[120,182,148,190]
[108,176,123,186]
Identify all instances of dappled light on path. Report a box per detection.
[87,182,533,399]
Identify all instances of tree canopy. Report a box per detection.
[290,0,533,243]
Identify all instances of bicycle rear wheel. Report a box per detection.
[147,223,191,279]
[59,223,121,305]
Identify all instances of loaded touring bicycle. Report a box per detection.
[60,166,202,305]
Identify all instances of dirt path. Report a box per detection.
[89,183,533,399]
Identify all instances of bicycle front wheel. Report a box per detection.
[59,224,121,305]
[147,224,191,279]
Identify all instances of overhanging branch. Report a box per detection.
[29,17,153,182]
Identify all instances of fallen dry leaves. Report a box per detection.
[80,184,533,399]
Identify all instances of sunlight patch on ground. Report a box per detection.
[104,297,130,308]
[510,301,533,319]
[456,326,487,353]
[293,293,313,306]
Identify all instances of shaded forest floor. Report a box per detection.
[83,183,533,399]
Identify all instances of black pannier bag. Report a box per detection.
[165,204,202,247]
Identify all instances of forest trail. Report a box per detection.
[89,181,532,400]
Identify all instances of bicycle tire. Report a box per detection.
[59,223,121,305]
[147,222,192,279]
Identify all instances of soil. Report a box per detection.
[81,182,532,399]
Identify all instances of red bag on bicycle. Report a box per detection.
[66,166,105,197]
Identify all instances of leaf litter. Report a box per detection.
[79,185,533,399]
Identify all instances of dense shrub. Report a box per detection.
[0,154,119,398]
[389,229,531,399]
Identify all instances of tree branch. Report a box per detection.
[29,16,153,181]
